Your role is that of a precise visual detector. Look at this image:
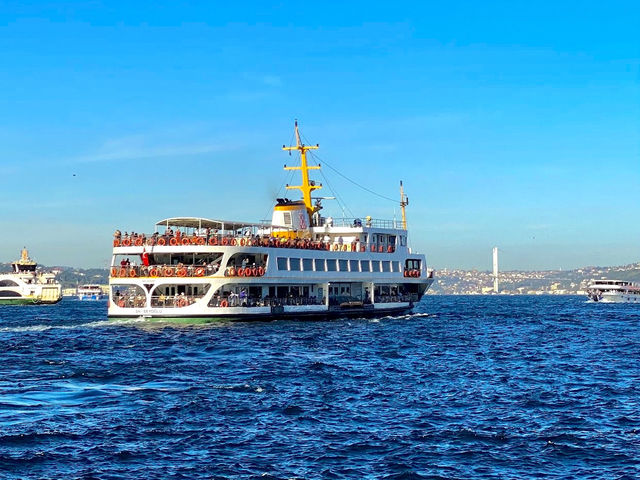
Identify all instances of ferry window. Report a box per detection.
[361,260,370,272]
[389,236,396,245]
[314,258,325,271]
[382,261,391,272]
[349,259,359,272]
[338,259,348,271]
[283,212,292,226]
[290,258,301,271]
[277,257,288,270]
[0,280,19,287]
[327,259,337,272]
[405,259,422,270]
[372,261,381,272]
[302,258,313,271]
[0,290,20,297]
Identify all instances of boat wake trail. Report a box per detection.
[0,317,145,333]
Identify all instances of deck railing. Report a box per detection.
[113,234,397,254]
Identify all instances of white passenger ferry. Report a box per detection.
[76,284,107,301]
[0,248,62,305]
[587,279,640,303]
[108,123,434,321]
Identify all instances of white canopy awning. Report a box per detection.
[154,217,285,231]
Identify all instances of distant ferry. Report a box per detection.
[76,284,107,301]
[0,249,62,305]
[108,122,434,321]
[587,279,640,303]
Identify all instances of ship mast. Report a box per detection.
[400,181,408,230]
[283,121,322,218]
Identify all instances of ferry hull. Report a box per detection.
[0,297,62,305]
[590,293,640,304]
[108,303,416,322]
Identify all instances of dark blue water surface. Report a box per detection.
[1,296,639,479]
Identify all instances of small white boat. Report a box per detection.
[76,284,107,301]
[0,248,62,305]
[587,279,640,303]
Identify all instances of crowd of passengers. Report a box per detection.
[113,228,396,252]
[115,259,221,275]
[113,290,415,309]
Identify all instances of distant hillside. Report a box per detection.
[429,262,640,295]
[0,263,108,289]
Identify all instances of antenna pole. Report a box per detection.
[400,181,408,230]
[282,120,322,217]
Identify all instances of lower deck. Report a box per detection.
[108,278,433,320]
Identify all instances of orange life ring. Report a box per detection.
[169,237,178,246]
[370,245,376,252]
[257,266,265,276]
[122,238,131,247]
[251,267,258,276]
[230,238,237,246]
[110,267,118,277]
[220,299,228,308]
[135,238,143,246]
[222,237,229,246]
[157,237,166,246]
[182,237,191,246]
[113,239,120,247]
[177,267,187,277]
[342,244,348,252]
[147,238,156,246]
[238,267,245,277]
[129,268,137,278]
[378,245,384,253]
[228,267,236,276]
[164,267,174,277]
[240,238,246,246]
[195,267,205,277]
[404,270,409,277]
[119,267,127,277]
[245,267,253,277]
[197,237,205,245]
[177,297,188,307]
[387,245,393,253]
[149,267,159,277]
[209,237,218,246]
[117,299,125,308]
[360,245,366,252]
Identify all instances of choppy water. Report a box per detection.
[1,296,639,479]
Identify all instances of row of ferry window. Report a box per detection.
[277,257,404,273]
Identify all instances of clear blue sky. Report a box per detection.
[1,1,638,270]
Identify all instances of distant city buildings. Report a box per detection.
[428,263,640,295]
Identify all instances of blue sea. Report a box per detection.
[1,296,639,479]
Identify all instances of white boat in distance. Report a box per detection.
[0,248,62,305]
[76,284,107,301]
[108,122,434,321]
[587,279,640,303]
